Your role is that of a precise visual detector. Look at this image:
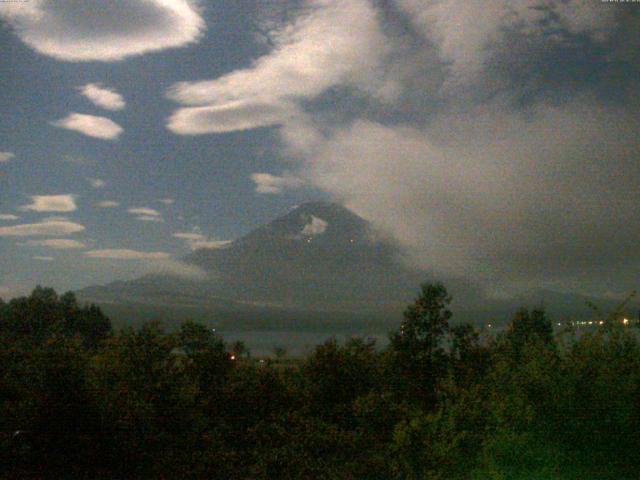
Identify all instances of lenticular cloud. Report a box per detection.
[0,0,205,62]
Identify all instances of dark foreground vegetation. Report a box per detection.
[1,285,639,479]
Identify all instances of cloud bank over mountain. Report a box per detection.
[164,0,639,294]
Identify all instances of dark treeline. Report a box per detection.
[1,284,639,479]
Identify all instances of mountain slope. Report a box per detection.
[184,201,426,309]
[78,202,428,319]
[77,202,638,328]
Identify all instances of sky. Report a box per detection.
[0,0,638,300]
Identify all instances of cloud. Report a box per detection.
[167,99,294,135]
[552,1,617,40]
[301,98,640,291]
[79,83,125,110]
[0,218,85,236]
[22,238,86,249]
[301,215,328,236]
[0,152,15,162]
[395,1,617,88]
[96,201,119,208]
[251,172,305,194]
[32,0,630,297]
[84,249,170,260]
[88,178,106,188]
[33,256,54,262]
[136,215,165,223]
[173,232,205,241]
[82,243,207,280]
[0,214,19,221]
[159,198,175,205]
[395,0,538,88]
[189,240,231,250]
[51,113,123,140]
[167,0,389,135]
[128,207,163,222]
[83,249,206,279]
[172,0,627,294]
[173,231,230,250]
[128,207,161,217]
[0,0,205,62]
[22,194,77,212]
[144,259,208,280]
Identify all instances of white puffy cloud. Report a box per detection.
[22,194,77,212]
[128,207,163,222]
[22,238,86,249]
[84,249,170,260]
[96,201,119,208]
[136,215,165,223]
[189,240,231,250]
[173,231,230,250]
[301,215,328,236]
[0,218,85,236]
[0,152,15,162]
[167,0,389,135]
[51,113,123,140]
[88,178,106,188]
[0,0,205,62]
[168,99,294,135]
[251,172,305,194]
[79,83,125,110]
[173,232,205,241]
[0,214,19,221]
[128,207,161,217]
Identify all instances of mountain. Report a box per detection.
[77,202,430,328]
[77,201,639,331]
[184,201,428,309]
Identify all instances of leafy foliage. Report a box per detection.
[1,284,639,478]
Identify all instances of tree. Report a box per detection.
[273,345,287,359]
[448,323,489,384]
[390,282,452,407]
[178,320,231,394]
[504,307,554,358]
[302,337,379,423]
[231,340,249,359]
[0,287,111,348]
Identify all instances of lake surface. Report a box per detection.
[220,330,390,357]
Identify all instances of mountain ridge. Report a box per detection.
[77,201,639,329]
[78,202,426,315]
